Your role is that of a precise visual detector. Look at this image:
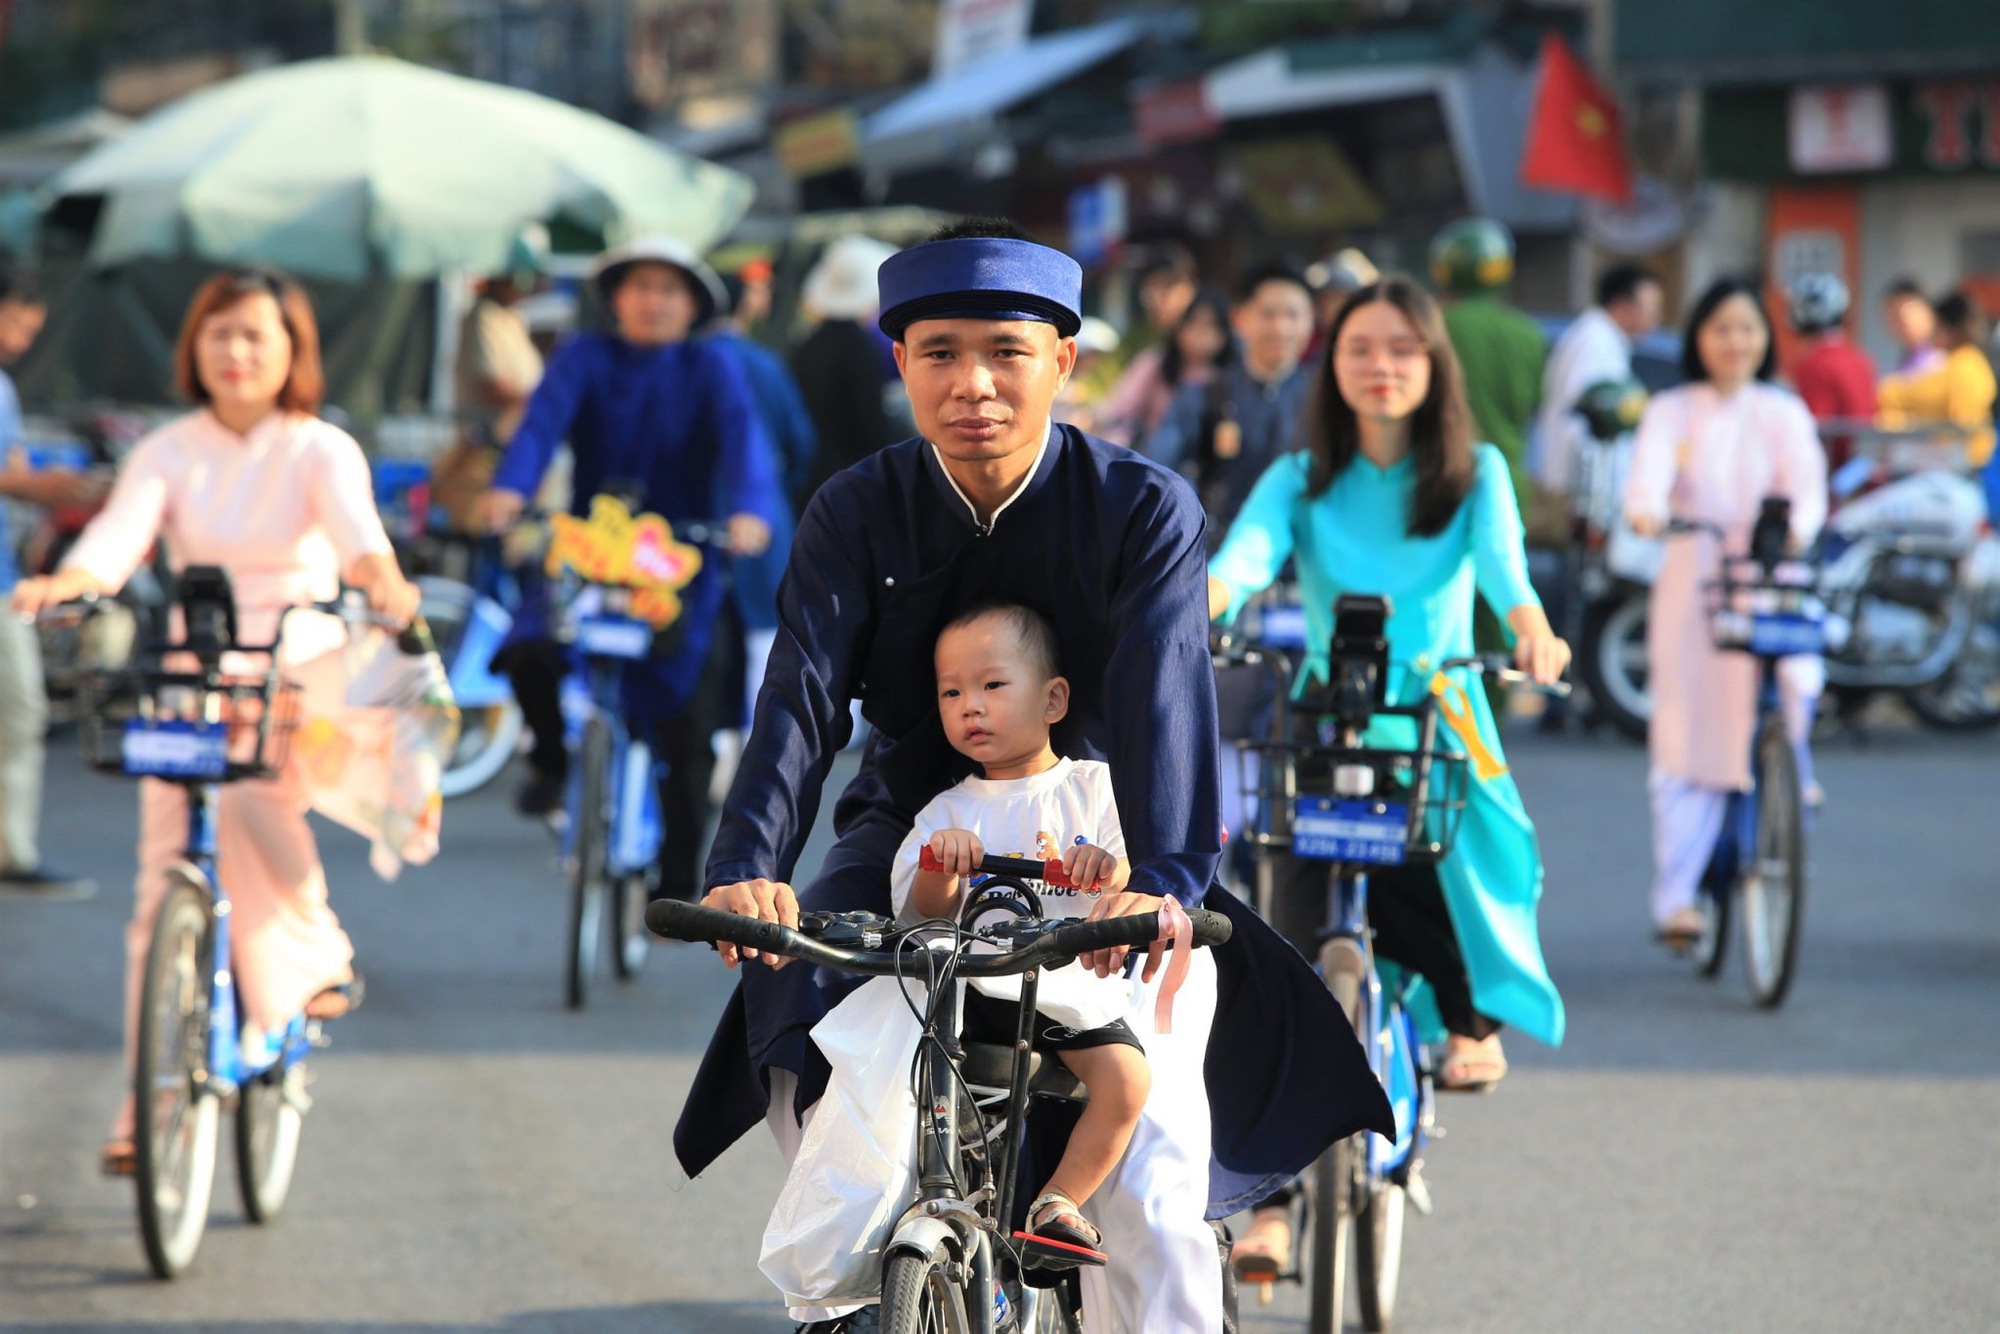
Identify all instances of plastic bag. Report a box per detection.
[295,618,460,880]
[759,975,925,1306]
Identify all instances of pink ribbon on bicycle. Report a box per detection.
[1153,896,1193,1035]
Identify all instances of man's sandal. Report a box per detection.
[100,1138,136,1178]
[1013,1191,1107,1269]
[1229,1209,1291,1283]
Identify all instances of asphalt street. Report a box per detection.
[3,720,1995,1332]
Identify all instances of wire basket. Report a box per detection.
[78,667,303,783]
[1701,557,1827,659]
[1248,735,1471,867]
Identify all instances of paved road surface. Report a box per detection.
[3,723,1995,1331]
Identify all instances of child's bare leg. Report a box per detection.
[1044,1043,1151,1208]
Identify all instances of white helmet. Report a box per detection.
[1787,272,1850,334]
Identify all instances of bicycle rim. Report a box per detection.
[133,880,220,1278]
[1744,720,1806,1007]
[438,701,523,798]
[564,717,612,1009]
[610,870,653,979]
[235,1062,305,1223]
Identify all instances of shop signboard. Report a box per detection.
[933,0,1033,78]
[1789,84,1893,173]
[1067,176,1127,269]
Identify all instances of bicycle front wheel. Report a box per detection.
[235,1061,306,1223]
[1355,1178,1406,1331]
[609,869,654,980]
[133,872,221,1279]
[1743,714,1806,1008]
[881,1237,975,1334]
[564,716,612,1010]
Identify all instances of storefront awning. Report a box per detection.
[862,17,1152,175]
[1200,38,1577,232]
[1619,0,2000,86]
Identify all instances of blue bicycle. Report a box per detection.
[1672,500,1821,1008]
[71,568,402,1277]
[1227,594,1565,1331]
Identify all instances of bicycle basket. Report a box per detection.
[1702,558,1827,658]
[553,581,660,661]
[1276,732,1471,867]
[79,667,303,783]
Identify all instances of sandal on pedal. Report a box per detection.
[1653,906,1706,953]
[1014,1191,1107,1269]
[1437,1037,1508,1094]
[305,973,365,1021]
[1229,1210,1291,1283]
[100,1138,135,1178]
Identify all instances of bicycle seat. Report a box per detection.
[960,1042,1087,1102]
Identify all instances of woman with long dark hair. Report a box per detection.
[1625,278,1826,945]
[1206,274,1568,1274]
[1098,287,1235,448]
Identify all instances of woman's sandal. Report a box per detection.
[1229,1209,1291,1283]
[1437,1038,1508,1094]
[1013,1191,1107,1270]
[100,1138,136,1178]
[1653,906,1707,954]
[305,973,365,1021]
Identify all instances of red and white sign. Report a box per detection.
[933,0,1033,78]
[1789,84,1893,174]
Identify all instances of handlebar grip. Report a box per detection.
[645,898,798,953]
[917,846,1078,889]
[1047,907,1232,955]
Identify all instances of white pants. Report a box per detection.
[1647,768,1729,924]
[0,611,47,871]
[770,950,1224,1331]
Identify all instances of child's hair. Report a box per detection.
[939,600,1061,679]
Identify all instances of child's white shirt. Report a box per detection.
[890,757,1136,1032]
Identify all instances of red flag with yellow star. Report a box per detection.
[1520,32,1633,205]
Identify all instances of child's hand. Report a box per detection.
[1062,843,1119,893]
[927,828,984,878]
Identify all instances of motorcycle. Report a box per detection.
[1579,423,2000,737]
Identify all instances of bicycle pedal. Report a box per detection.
[306,1020,330,1049]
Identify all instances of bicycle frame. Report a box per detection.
[562,652,663,878]
[1321,867,1428,1177]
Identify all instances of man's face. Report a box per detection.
[0,299,47,365]
[1234,279,1314,377]
[611,262,698,347]
[1610,280,1664,338]
[893,318,1077,466]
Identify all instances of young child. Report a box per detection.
[890,601,1150,1266]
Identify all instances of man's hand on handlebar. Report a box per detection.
[1078,889,1169,981]
[478,487,528,535]
[702,878,801,969]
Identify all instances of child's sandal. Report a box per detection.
[1013,1191,1107,1269]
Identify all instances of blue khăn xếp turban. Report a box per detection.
[876,237,1084,341]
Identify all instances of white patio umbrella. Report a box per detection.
[44,55,754,281]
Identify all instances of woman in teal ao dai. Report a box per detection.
[1207,275,1569,1272]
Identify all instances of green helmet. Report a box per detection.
[1576,377,1649,442]
[1429,217,1515,295]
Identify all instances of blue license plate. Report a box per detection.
[1293,798,1407,865]
[1748,613,1824,657]
[575,615,652,660]
[122,719,228,780]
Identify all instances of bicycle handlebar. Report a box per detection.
[644,898,1232,976]
[917,846,1082,889]
[1439,653,1573,699]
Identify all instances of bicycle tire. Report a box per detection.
[564,716,612,1010]
[609,868,653,980]
[235,1060,305,1223]
[1743,715,1806,1008]
[133,872,221,1279]
[1309,962,1363,1334]
[1354,1179,1406,1331]
[1693,872,1732,979]
[881,1238,975,1334]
